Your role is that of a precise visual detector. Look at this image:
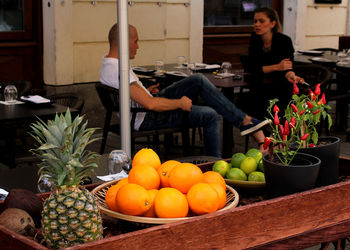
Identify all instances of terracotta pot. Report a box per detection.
[263,153,321,198]
[298,136,340,187]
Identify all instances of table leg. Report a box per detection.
[221,88,235,158]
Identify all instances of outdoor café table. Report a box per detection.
[134,64,251,158]
[0,102,78,168]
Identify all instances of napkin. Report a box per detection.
[0,188,8,200]
[166,71,188,77]
[20,95,51,104]
[96,170,128,182]
[0,100,24,105]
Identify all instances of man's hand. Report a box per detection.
[147,83,160,94]
[278,58,293,71]
[179,96,192,112]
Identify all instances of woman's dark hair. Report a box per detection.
[255,7,282,33]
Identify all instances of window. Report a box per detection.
[0,0,32,40]
[204,0,273,27]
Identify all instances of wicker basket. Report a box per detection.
[92,179,239,224]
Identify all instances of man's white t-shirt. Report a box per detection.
[100,57,153,130]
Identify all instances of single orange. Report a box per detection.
[168,163,203,194]
[128,164,160,190]
[142,189,159,217]
[158,160,181,188]
[116,183,151,216]
[187,183,219,215]
[202,171,226,190]
[132,148,161,170]
[105,178,128,211]
[209,183,226,210]
[154,187,189,218]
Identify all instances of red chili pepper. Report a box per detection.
[263,137,271,150]
[279,124,284,137]
[293,82,299,95]
[291,104,298,113]
[284,120,290,135]
[307,101,313,109]
[313,110,321,114]
[273,104,280,113]
[274,112,280,125]
[309,144,316,148]
[314,83,321,96]
[308,89,316,100]
[289,117,296,127]
[301,133,309,141]
[299,110,305,115]
[321,93,326,104]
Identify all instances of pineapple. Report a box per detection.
[29,109,103,249]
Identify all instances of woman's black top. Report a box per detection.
[247,32,295,84]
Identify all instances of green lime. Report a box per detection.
[231,153,246,168]
[240,157,258,175]
[258,158,264,172]
[212,160,230,177]
[248,171,265,182]
[226,168,247,181]
[246,148,263,163]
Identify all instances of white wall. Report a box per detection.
[284,0,348,51]
[42,0,203,85]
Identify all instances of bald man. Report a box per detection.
[100,24,269,157]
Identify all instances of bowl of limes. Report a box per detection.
[212,148,266,191]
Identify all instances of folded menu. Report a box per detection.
[21,95,51,104]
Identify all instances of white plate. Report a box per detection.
[310,57,338,63]
[298,50,324,56]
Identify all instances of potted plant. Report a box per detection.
[262,83,325,197]
[283,83,340,186]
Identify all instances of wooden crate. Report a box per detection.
[1,156,350,249]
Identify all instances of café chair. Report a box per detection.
[339,36,350,51]
[95,82,192,156]
[45,92,85,115]
[293,64,332,91]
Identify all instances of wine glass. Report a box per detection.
[37,174,56,193]
[154,59,164,75]
[108,149,131,175]
[177,56,186,68]
[221,62,232,75]
[4,85,18,103]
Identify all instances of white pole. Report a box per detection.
[117,0,131,157]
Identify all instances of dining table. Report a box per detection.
[0,101,79,168]
[133,63,251,158]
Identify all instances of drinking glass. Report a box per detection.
[4,85,18,103]
[154,59,164,74]
[177,56,186,68]
[37,174,56,193]
[221,62,232,75]
[108,149,131,175]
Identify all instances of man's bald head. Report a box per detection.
[108,23,137,48]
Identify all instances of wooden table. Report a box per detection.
[0,102,78,168]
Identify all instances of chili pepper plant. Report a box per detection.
[264,82,332,166]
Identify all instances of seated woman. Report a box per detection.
[245,7,304,119]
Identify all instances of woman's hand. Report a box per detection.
[278,58,293,71]
[285,71,304,84]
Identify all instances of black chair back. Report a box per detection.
[294,64,332,91]
[46,92,85,115]
[95,83,120,113]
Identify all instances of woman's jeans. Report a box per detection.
[139,73,247,157]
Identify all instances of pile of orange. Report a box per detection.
[105,148,227,218]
